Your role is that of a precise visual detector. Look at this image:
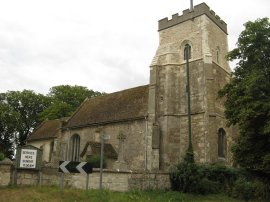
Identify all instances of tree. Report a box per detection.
[0,102,18,159]
[0,85,104,157]
[0,90,50,147]
[219,18,270,172]
[39,85,105,120]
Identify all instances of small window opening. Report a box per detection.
[218,128,226,158]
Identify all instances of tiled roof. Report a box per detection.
[27,118,68,141]
[65,85,149,129]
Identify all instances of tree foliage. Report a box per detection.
[219,18,270,172]
[0,90,50,148]
[0,85,104,158]
[0,102,18,159]
[39,85,105,120]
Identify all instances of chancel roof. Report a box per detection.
[27,118,68,141]
[65,85,149,129]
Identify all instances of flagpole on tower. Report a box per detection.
[190,0,194,11]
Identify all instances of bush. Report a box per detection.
[232,177,254,201]
[170,160,270,200]
[170,162,219,194]
[203,164,239,194]
[0,152,4,161]
[262,154,270,172]
[170,162,241,195]
[86,155,107,168]
[232,177,270,201]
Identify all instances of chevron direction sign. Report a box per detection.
[59,161,93,174]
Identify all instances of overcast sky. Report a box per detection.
[0,0,269,94]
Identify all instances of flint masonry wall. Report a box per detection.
[0,163,170,191]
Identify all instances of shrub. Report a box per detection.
[232,176,270,201]
[170,160,270,200]
[203,164,239,194]
[262,154,270,172]
[253,178,270,200]
[232,177,255,201]
[0,152,4,161]
[86,155,107,168]
[170,162,219,194]
[170,162,241,195]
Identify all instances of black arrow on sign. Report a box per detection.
[59,161,92,174]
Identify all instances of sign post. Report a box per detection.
[86,174,89,191]
[100,133,110,190]
[60,172,64,193]
[58,161,92,192]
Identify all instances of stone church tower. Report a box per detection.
[28,3,236,172]
[147,3,234,170]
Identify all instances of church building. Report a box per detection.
[28,3,235,171]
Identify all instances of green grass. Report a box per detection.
[0,185,247,202]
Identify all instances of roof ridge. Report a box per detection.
[87,84,149,101]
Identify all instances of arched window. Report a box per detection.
[70,134,80,161]
[184,44,191,60]
[218,128,226,158]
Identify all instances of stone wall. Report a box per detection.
[72,170,170,191]
[15,167,61,186]
[27,139,53,162]
[0,160,12,186]
[59,119,147,170]
[0,164,171,191]
[129,172,170,190]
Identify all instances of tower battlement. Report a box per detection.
[158,3,227,34]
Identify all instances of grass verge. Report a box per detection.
[0,185,247,202]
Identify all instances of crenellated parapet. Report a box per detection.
[158,3,227,34]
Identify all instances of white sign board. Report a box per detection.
[20,149,37,169]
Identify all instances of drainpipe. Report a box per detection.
[185,45,193,156]
[144,116,148,170]
[187,56,192,150]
